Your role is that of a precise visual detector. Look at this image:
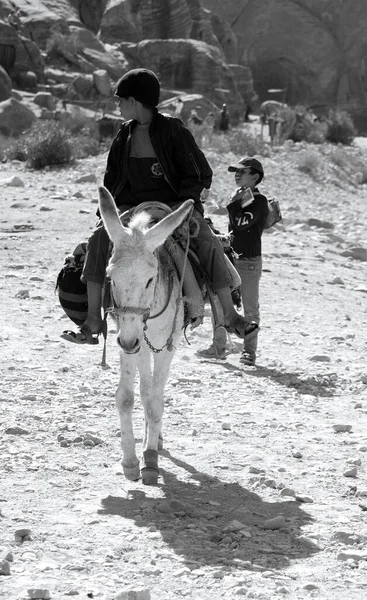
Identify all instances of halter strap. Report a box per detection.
[107,305,150,320]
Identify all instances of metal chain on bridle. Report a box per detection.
[106,206,195,354]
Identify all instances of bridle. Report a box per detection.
[106,268,176,353]
[105,204,192,356]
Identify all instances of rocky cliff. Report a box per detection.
[0,0,366,131]
[0,0,249,123]
[202,0,367,121]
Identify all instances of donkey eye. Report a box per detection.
[146,278,153,289]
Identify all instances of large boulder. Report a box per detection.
[0,65,12,101]
[12,36,45,82]
[93,69,111,97]
[205,8,238,63]
[44,24,124,81]
[99,0,141,44]
[135,38,245,123]
[33,91,56,110]
[0,97,36,136]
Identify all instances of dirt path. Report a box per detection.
[1,141,367,599]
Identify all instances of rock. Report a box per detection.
[263,515,286,529]
[309,354,331,362]
[341,247,367,262]
[93,69,111,96]
[347,457,361,466]
[223,520,248,532]
[295,495,314,503]
[83,439,95,448]
[276,586,290,595]
[249,466,265,474]
[85,433,103,445]
[75,173,97,184]
[222,422,231,430]
[114,587,151,600]
[27,590,51,600]
[307,218,334,229]
[0,98,37,136]
[0,65,12,102]
[5,426,30,435]
[343,467,358,478]
[337,550,367,562]
[292,451,303,458]
[33,92,56,111]
[331,531,363,545]
[15,528,32,538]
[279,488,296,497]
[0,559,10,575]
[137,39,244,119]
[333,424,352,433]
[303,583,319,591]
[0,176,25,187]
[72,74,94,99]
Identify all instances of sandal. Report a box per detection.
[61,322,105,345]
[224,316,259,340]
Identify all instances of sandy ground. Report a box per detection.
[1,135,367,600]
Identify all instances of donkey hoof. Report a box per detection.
[141,467,159,485]
[122,462,140,481]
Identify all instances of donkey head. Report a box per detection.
[98,186,193,354]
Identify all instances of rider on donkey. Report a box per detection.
[62,68,258,345]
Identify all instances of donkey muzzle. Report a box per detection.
[117,336,141,354]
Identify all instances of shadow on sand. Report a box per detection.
[98,451,318,572]
[199,358,336,398]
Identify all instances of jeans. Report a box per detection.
[234,256,262,356]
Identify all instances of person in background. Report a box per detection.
[226,157,269,365]
[61,69,258,345]
[219,103,230,131]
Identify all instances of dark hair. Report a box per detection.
[250,168,263,185]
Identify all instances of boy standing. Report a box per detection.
[226,157,268,365]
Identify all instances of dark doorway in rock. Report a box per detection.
[252,57,309,105]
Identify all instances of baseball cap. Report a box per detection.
[228,157,264,174]
[114,68,160,107]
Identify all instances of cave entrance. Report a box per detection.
[252,58,308,106]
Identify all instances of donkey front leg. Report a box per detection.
[139,349,174,484]
[116,354,140,481]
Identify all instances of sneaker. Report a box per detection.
[197,344,236,360]
[240,351,256,365]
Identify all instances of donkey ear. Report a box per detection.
[98,186,126,243]
[144,200,194,252]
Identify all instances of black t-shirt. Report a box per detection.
[119,157,179,207]
[227,189,268,258]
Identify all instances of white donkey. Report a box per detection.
[99,186,194,485]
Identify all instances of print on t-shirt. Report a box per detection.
[151,162,164,178]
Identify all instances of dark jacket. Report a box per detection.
[227,188,268,258]
[103,111,213,213]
